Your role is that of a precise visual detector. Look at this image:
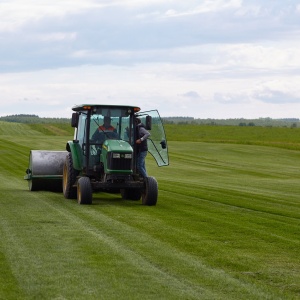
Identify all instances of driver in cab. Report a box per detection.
[92,116,118,142]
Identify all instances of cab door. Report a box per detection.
[138,110,169,167]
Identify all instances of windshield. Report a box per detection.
[75,110,133,170]
[90,113,131,143]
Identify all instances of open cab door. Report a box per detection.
[137,110,169,167]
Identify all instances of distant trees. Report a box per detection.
[1,114,299,128]
[162,117,194,124]
[0,114,70,124]
[162,117,300,128]
[0,114,39,123]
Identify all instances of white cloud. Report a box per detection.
[252,78,300,103]
[37,32,77,42]
[181,91,201,99]
[196,0,242,13]
[163,0,242,18]
[0,0,104,32]
[0,0,300,118]
[213,43,300,70]
[0,61,299,119]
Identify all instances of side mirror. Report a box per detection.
[160,140,167,149]
[145,115,152,130]
[71,113,79,128]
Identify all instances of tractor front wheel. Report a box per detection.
[141,176,158,206]
[62,153,78,199]
[77,177,92,205]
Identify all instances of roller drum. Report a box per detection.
[25,150,68,191]
[29,150,67,176]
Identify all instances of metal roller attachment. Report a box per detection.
[24,150,68,191]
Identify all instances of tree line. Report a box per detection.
[162,117,300,128]
[1,114,299,128]
[0,114,70,124]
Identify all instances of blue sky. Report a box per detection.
[0,0,300,118]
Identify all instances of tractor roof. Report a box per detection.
[72,104,141,113]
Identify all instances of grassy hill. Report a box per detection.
[0,121,73,137]
[164,124,300,150]
[0,122,299,299]
[2,120,300,149]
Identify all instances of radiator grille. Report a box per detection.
[107,153,132,171]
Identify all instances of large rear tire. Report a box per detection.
[77,177,92,205]
[63,153,78,199]
[141,176,158,206]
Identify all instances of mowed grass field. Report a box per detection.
[0,121,299,299]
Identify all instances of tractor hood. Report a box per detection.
[101,139,133,175]
[102,139,133,153]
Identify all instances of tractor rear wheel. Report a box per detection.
[141,176,158,206]
[121,189,141,201]
[62,153,78,199]
[77,177,92,205]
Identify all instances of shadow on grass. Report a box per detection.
[92,193,142,207]
[19,187,144,208]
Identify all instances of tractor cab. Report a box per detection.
[69,105,168,174]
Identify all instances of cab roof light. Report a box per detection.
[134,107,141,112]
[83,106,92,110]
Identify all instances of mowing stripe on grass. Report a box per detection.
[0,134,299,299]
[0,180,279,300]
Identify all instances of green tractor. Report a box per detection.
[24,104,169,206]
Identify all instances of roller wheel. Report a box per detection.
[77,177,92,205]
[63,153,78,199]
[28,179,38,191]
[121,189,141,201]
[141,176,158,206]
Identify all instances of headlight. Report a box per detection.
[124,153,132,159]
[112,153,120,159]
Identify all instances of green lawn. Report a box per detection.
[0,124,299,299]
[165,124,300,150]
